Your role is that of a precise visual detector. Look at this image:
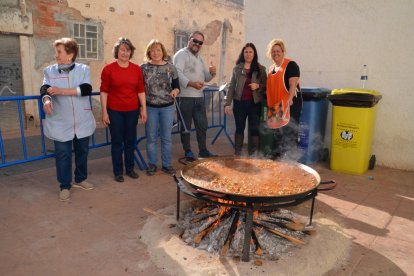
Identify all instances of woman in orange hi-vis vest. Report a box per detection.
[265,39,302,159]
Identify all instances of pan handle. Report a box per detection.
[318,180,337,191]
[196,188,226,198]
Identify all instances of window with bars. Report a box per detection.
[73,23,99,59]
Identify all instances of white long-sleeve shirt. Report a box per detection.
[173,48,214,98]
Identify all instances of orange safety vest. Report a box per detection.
[266,58,291,129]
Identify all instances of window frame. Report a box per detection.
[73,22,99,60]
[174,31,189,53]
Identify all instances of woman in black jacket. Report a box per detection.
[224,43,267,155]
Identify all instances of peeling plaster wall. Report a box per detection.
[245,0,414,171]
[0,0,33,35]
[31,0,89,68]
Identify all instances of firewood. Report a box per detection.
[252,228,263,256]
[254,245,264,256]
[258,218,305,231]
[194,212,229,244]
[266,228,305,245]
[220,212,240,256]
[194,223,215,244]
[254,222,305,245]
[190,210,219,223]
[193,205,216,215]
[303,229,317,236]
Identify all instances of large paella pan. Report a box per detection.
[180,156,321,202]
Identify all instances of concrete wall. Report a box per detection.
[245,0,414,171]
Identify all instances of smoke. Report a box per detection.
[258,119,304,162]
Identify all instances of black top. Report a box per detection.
[272,60,300,91]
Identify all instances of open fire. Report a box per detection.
[177,201,315,260]
[174,156,335,262]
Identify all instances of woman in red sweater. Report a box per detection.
[100,37,147,182]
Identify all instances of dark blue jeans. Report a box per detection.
[54,136,90,190]
[233,100,261,136]
[107,108,139,176]
[178,97,208,154]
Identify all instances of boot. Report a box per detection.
[250,135,260,156]
[234,133,244,156]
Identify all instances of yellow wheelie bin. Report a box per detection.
[327,89,382,174]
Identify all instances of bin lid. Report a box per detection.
[328,88,382,108]
[331,88,381,96]
[301,87,331,99]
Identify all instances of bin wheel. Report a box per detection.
[369,155,376,170]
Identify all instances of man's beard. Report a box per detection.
[189,45,200,55]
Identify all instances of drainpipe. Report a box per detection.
[219,19,230,86]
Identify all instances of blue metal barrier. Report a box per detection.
[0,89,232,170]
[0,93,114,169]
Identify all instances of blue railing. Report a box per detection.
[0,88,232,170]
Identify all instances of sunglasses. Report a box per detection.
[191,38,204,46]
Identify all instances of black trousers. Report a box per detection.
[233,99,261,137]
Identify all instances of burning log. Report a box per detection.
[191,210,219,223]
[178,203,313,260]
[220,211,240,256]
[252,228,264,256]
[192,205,215,215]
[194,208,230,244]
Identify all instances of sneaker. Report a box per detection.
[59,189,70,201]
[185,151,194,158]
[115,175,124,182]
[161,166,176,175]
[198,150,218,158]
[73,180,94,190]
[146,163,157,176]
[126,170,139,179]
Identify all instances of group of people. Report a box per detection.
[40,33,302,201]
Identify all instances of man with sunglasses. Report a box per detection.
[173,31,217,158]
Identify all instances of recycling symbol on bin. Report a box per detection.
[341,131,353,140]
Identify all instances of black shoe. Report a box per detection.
[198,150,218,158]
[126,170,139,179]
[269,152,281,160]
[146,163,157,176]
[161,166,176,175]
[115,175,124,182]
